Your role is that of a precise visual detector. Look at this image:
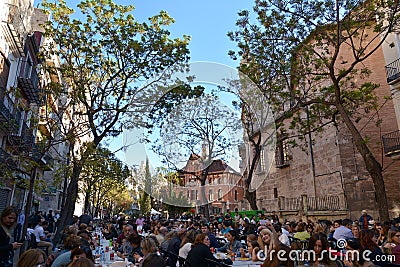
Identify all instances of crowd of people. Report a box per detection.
[1,206,400,267]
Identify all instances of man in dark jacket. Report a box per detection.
[201,224,219,248]
[166,229,186,267]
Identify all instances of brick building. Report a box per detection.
[243,27,400,222]
[174,154,245,214]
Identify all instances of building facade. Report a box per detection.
[174,154,245,214]
[244,27,400,222]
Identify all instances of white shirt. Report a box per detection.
[279,233,290,247]
[179,242,192,259]
[34,225,45,242]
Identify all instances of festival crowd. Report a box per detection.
[1,206,400,267]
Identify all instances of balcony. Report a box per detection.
[278,194,348,217]
[1,4,25,57]
[382,130,400,157]
[0,97,21,134]
[0,147,17,169]
[32,143,53,171]
[18,64,41,104]
[385,58,400,84]
[11,122,34,150]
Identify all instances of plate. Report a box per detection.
[214,252,227,259]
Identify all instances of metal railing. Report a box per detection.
[279,197,302,211]
[307,195,346,211]
[279,194,347,212]
[382,130,400,156]
[385,58,400,84]
[0,147,17,169]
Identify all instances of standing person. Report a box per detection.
[14,208,24,242]
[0,206,22,267]
[359,210,373,230]
[136,215,145,233]
[47,210,55,233]
[79,211,92,226]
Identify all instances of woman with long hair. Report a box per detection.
[216,229,242,254]
[382,229,400,264]
[261,223,294,267]
[186,233,218,267]
[359,229,393,266]
[179,229,197,259]
[17,249,46,267]
[140,238,166,267]
[0,206,22,267]
[307,233,336,267]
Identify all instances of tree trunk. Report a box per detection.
[336,102,389,222]
[246,189,258,210]
[244,136,261,210]
[53,162,82,245]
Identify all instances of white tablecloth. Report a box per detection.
[232,260,263,267]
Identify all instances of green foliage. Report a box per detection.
[80,146,132,216]
[138,191,151,215]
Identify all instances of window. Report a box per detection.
[274,188,278,198]
[258,149,266,172]
[218,189,222,200]
[0,52,10,98]
[234,190,238,201]
[191,190,195,201]
[195,190,198,200]
[275,140,291,168]
[209,190,213,201]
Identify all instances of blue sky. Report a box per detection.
[37,0,256,169]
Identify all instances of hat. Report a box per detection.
[361,210,367,214]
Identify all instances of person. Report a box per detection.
[240,239,260,261]
[79,211,92,226]
[186,233,218,267]
[127,234,143,264]
[17,248,46,267]
[14,209,24,242]
[306,233,336,267]
[166,228,186,267]
[201,224,218,248]
[67,246,95,266]
[344,238,374,267]
[294,222,310,241]
[333,219,354,241]
[116,224,135,259]
[0,206,22,267]
[68,257,95,267]
[216,229,242,254]
[179,229,197,260]
[382,229,400,264]
[271,211,280,224]
[34,220,53,255]
[358,210,373,230]
[140,237,166,267]
[352,223,361,239]
[51,235,86,267]
[261,222,294,267]
[102,223,118,240]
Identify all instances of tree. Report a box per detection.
[40,0,190,243]
[151,89,243,218]
[229,0,400,221]
[80,147,131,217]
[138,158,152,215]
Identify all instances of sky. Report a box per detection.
[37,0,257,170]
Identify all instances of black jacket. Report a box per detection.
[0,226,12,262]
[166,237,181,267]
[186,243,217,267]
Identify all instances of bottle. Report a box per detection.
[100,247,105,265]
